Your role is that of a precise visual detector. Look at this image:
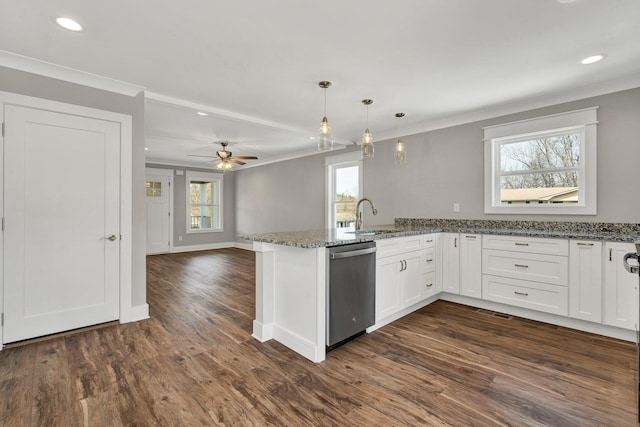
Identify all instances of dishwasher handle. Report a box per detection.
[330,246,377,260]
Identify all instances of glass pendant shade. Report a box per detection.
[395,139,406,164]
[361,129,374,158]
[317,116,333,151]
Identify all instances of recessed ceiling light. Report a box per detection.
[581,54,606,65]
[55,17,83,32]
[196,111,208,116]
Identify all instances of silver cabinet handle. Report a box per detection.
[454,237,457,248]
[399,260,407,271]
[514,264,529,268]
[515,242,529,246]
[514,291,529,296]
[609,248,613,261]
[426,258,433,263]
[426,283,433,288]
[330,247,377,259]
[577,242,594,247]
[465,235,477,239]
[103,234,117,241]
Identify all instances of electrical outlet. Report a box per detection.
[453,203,460,213]
[178,235,183,241]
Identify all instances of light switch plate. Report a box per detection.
[453,203,460,213]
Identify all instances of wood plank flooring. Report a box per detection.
[0,248,637,426]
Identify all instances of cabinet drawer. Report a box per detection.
[483,250,568,286]
[423,234,436,249]
[482,235,568,256]
[423,271,438,298]
[376,236,422,258]
[482,275,568,316]
[422,248,436,273]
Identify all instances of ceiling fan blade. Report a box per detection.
[231,156,258,160]
[229,159,246,165]
[188,154,214,158]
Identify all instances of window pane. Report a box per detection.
[190,181,214,204]
[500,133,580,173]
[500,172,579,204]
[335,202,356,228]
[189,205,216,230]
[146,181,161,197]
[335,166,358,202]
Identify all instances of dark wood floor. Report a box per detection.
[0,248,637,426]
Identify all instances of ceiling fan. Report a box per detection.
[189,142,258,170]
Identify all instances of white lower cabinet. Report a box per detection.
[481,235,569,316]
[460,234,482,298]
[603,242,639,330]
[440,233,460,294]
[568,241,603,323]
[375,235,437,324]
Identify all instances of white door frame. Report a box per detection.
[145,167,174,253]
[0,91,135,347]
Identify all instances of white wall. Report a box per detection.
[235,87,640,235]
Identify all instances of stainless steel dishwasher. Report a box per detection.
[327,241,376,351]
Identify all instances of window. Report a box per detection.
[325,151,363,229]
[484,107,597,215]
[146,181,162,197]
[186,171,222,232]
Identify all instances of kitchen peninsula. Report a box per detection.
[238,219,640,363]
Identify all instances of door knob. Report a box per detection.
[104,234,117,241]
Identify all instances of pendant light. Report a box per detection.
[394,112,407,164]
[317,81,333,151]
[361,99,374,158]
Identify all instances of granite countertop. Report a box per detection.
[237,221,640,249]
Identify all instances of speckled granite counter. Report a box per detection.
[237,219,640,248]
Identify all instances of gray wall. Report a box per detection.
[235,87,640,235]
[145,164,236,246]
[0,66,147,307]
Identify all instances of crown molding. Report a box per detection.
[0,50,144,97]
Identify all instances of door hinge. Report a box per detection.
[1,313,4,327]
[1,217,4,231]
[1,122,4,137]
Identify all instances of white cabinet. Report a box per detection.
[482,235,569,316]
[440,233,460,294]
[460,234,482,298]
[375,234,438,324]
[568,240,602,323]
[603,242,639,330]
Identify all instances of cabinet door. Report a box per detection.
[441,233,460,294]
[569,241,602,322]
[401,251,424,307]
[376,255,402,321]
[460,234,482,298]
[604,242,639,330]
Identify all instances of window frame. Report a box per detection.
[185,171,223,233]
[483,107,598,215]
[325,151,363,229]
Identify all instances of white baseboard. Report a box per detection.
[273,325,325,363]
[234,241,254,251]
[170,242,235,253]
[120,303,149,323]
[252,320,273,342]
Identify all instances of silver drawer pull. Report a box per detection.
[465,235,477,239]
[425,239,433,243]
[514,264,529,268]
[514,291,529,296]
[577,242,594,247]
[426,258,433,262]
[515,243,529,246]
[426,283,433,288]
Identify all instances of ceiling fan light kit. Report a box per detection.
[188,141,258,171]
[317,81,334,151]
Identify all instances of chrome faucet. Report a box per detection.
[355,198,378,231]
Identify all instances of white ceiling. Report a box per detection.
[1,0,639,169]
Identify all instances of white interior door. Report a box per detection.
[145,171,171,254]
[3,104,120,343]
